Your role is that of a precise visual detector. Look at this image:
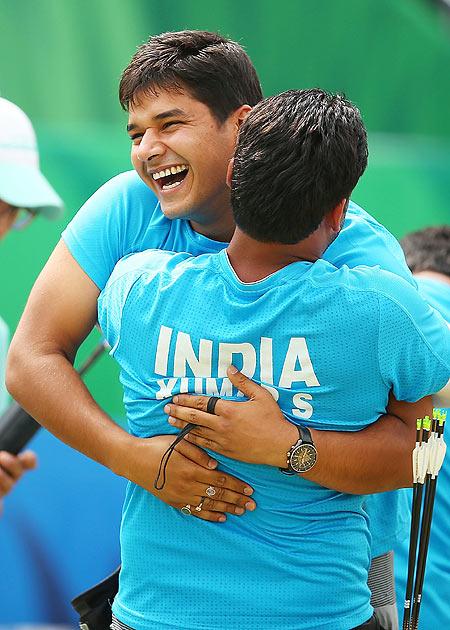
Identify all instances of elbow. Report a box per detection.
[5,339,28,401]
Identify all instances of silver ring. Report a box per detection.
[181,504,192,515]
[195,500,204,513]
[206,485,216,498]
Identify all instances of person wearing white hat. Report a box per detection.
[0,97,64,509]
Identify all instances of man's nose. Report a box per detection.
[136,129,165,163]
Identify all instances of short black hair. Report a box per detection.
[231,89,368,244]
[401,226,450,277]
[119,30,263,123]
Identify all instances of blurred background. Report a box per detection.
[0,0,449,625]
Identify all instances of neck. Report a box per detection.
[189,189,236,243]
[226,228,325,283]
[414,270,450,287]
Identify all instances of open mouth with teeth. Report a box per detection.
[152,164,189,191]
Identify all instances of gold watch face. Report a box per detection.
[290,444,317,473]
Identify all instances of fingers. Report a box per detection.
[183,431,219,452]
[0,465,15,496]
[0,451,25,480]
[174,438,218,470]
[169,366,271,417]
[165,404,220,434]
[0,452,21,496]
[176,489,256,523]
[226,365,270,400]
[207,469,254,498]
[200,489,256,513]
[170,394,228,417]
[18,450,38,470]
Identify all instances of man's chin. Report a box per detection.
[159,200,191,221]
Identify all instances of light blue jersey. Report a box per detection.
[395,276,450,628]
[98,249,450,630]
[62,170,415,559]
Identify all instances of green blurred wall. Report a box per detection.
[1,0,449,418]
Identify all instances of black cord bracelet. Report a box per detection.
[153,423,197,491]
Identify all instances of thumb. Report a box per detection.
[226,365,268,400]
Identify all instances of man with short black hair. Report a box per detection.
[97,89,450,630]
[395,225,450,628]
[0,96,63,510]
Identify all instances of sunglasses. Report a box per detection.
[12,207,38,231]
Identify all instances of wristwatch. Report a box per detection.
[279,424,317,475]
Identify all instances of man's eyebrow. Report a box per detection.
[153,108,186,121]
[127,109,187,132]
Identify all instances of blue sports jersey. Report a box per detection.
[395,276,450,628]
[98,249,450,630]
[62,170,415,557]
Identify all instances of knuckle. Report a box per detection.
[215,487,225,500]
[203,498,213,510]
[189,410,197,423]
[195,397,206,411]
[236,373,246,387]
[215,474,226,487]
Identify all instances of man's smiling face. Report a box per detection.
[128,88,247,236]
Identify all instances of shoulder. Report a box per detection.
[106,250,193,290]
[324,200,413,284]
[82,170,159,219]
[310,261,422,313]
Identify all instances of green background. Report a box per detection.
[1,0,449,419]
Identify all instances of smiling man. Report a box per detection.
[6,31,442,629]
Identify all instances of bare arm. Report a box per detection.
[6,242,256,521]
[165,367,432,495]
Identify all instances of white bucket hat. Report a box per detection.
[0,97,64,219]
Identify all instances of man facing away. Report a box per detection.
[394,226,450,628]
[96,89,450,629]
[0,97,63,511]
[7,31,440,628]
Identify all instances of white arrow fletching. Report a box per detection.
[430,439,447,479]
[417,442,429,484]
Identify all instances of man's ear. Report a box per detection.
[326,198,348,234]
[234,104,252,129]
[226,158,234,189]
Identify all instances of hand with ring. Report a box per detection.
[164,366,298,468]
[125,434,256,523]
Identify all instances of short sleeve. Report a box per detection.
[97,259,143,355]
[324,202,415,287]
[378,278,450,402]
[62,171,160,290]
[97,250,183,355]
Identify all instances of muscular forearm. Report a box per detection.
[304,395,432,494]
[305,416,412,494]
[6,346,133,474]
[5,243,255,523]
[167,371,433,495]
